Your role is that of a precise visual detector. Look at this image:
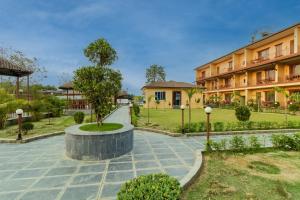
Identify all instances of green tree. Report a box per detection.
[146,64,166,83]
[74,66,122,126]
[84,38,118,67]
[274,87,290,125]
[185,87,203,131]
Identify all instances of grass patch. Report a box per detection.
[79,123,123,132]
[248,161,280,174]
[139,108,300,132]
[0,116,75,139]
[182,151,300,200]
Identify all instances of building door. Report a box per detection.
[172,91,181,108]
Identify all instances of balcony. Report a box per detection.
[219,84,232,89]
[286,74,300,82]
[250,78,276,86]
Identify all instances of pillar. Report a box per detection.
[16,77,19,98]
[27,75,30,101]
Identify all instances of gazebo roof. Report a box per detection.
[59,82,74,90]
[0,57,33,77]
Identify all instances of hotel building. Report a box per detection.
[195,23,300,108]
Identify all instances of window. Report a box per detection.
[265,91,275,102]
[275,43,282,57]
[290,64,300,75]
[201,71,206,78]
[258,48,269,60]
[216,67,220,74]
[265,69,275,81]
[228,61,233,71]
[155,91,166,101]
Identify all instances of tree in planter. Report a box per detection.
[235,106,251,121]
[74,66,122,126]
[146,64,166,83]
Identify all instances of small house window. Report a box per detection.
[275,43,282,57]
[155,91,166,101]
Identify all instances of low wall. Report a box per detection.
[65,123,134,161]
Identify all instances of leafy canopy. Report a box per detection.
[146,64,166,83]
[84,38,118,67]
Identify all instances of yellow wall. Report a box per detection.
[143,88,203,109]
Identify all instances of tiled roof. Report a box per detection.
[143,81,197,89]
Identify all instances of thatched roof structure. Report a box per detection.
[0,57,33,77]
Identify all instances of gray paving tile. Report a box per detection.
[60,185,99,200]
[136,168,163,176]
[156,153,178,160]
[159,159,183,167]
[105,171,134,182]
[0,171,15,180]
[32,176,71,189]
[12,169,47,179]
[108,162,133,171]
[71,173,102,185]
[19,189,61,200]
[133,154,155,161]
[101,183,122,198]
[110,156,132,163]
[26,160,57,169]
[0,192,21,200]
[164,167,190,177]
[46,167,77,176]
[0,162,29,171]
[0,179,36,192]
[135,161,159,169]
[79,164,106,174]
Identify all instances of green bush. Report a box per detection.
[74,112,85,124]
[288,103,299,114]
[117,173,181,200]
[211,139,227,151]
[248,135,261,149]
[29,100,44,121]
[230,135,246,151]
[235,106,251,121]
[22,122,34,135]
[213,122,224,132]
[132,103,140,116]
[131,114,138,127]
[0,107,7,129]
[271,133,300,150]
[198,122,206,132]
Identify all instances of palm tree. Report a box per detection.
[147,95,153,124]
[185,87,203,131]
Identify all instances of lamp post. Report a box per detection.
[204,106,212,150]
[180,105,185,134]
[16,109,23,140]
[129,103,133,124]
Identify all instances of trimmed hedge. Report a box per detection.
[21,122,34,135]
[117,174,181,200]
[74,112,85,124]
[235,106,251,121]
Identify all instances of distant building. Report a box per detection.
[142,81,203,109]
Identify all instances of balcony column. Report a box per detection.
[294,27,300,53]
[232,75,236,88]
[245,72,249,86]
[275,64,279,83]
[245,89,249,105]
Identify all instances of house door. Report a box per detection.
[172,91,181,108]
[256,72,262,84]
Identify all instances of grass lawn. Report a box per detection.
[79,123,123,132]
[182,150,300,200]
[0,116,75,139]
[139,108,300,132]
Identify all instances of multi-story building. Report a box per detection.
[195,23,300,108]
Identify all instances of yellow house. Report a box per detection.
[142,81,203,109]
[195,23,300,108]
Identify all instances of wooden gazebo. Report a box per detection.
[0,57,33,100]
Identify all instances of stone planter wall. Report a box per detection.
[65,123,134,160]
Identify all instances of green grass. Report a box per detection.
[0,116,75,139]
[79,123,123,132]
[248,161,281,174]
[182,151,300,200]
[139,108,300,132]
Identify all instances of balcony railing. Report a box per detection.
[219,84,232,89]
[286,74,300,82]
[250,78,275,86]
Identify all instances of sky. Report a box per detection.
[0,0,300,94]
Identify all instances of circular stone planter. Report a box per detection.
[65,123,134,161]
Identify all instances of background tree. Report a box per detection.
[146,64,166,83]
[84,38,118,67]
[74,66,122,126]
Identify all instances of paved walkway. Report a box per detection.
[0,106,277,200]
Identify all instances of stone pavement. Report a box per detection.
[0,106,277,200]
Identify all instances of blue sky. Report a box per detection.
[0,0,300,94]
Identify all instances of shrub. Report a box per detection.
[248,135,261,149]
[29,100,44,121]
[21,122,34,135]
[74,112,85,124]
[198,122,206,132]
[288,103,299,114]
[271,133,299,150]
[0,107,7,129]
[211,139,227,151]
[213,122,224,132]
[132,103,140,116]
[230,135,246,151]
[131,114,138,127]
[186,123,198,132]
[235,106,251,121]
[117,173,181,200]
